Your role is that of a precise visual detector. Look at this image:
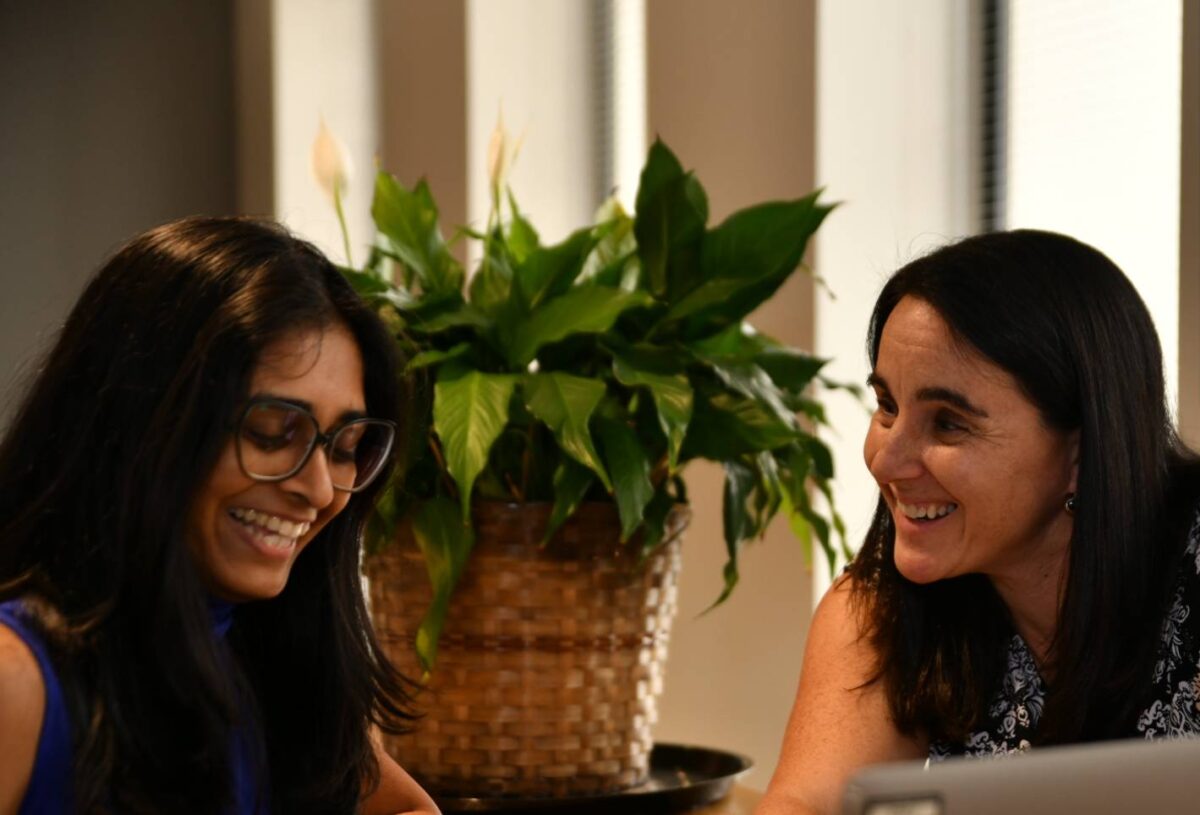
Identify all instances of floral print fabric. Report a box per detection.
[930,511,1200,760]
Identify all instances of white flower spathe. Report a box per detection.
[310,117,353,203]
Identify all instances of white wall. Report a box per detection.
[270,0,379,265]
[814,0,979,595]
[1006,0,1183,410]
[466,0,600,243]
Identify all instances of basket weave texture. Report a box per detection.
[364,501,688,798]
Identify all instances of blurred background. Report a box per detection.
[1,0,1195,790]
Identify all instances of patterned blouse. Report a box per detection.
[930,512,1200,760]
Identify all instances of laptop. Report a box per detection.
[841,737,1200,815]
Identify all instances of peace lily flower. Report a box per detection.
[311,117,353,201]
[310,118,355,264]
[486,111,523,216]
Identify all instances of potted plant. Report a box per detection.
[331,132,849,798]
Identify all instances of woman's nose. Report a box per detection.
[283,445,337,509]
[865,421,926,484]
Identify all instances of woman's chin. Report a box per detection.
[207,564,292,603]
[893,545,948,585]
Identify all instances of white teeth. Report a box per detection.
[229,508,312,544]
[897,500,958,520]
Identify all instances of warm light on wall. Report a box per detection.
[1006,0,1184,410]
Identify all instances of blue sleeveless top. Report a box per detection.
[0,601,72,815]
[0,599,265,814]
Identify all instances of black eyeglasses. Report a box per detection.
[233,398,396,493]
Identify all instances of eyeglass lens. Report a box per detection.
[238,402,392,490]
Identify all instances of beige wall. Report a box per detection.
[377,0,469,247]
[646,0,817,790]
[0,0,237,428]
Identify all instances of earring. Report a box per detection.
[1065,493,1077,515]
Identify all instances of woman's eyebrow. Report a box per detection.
[255,392,368,422]
[866,375,988,418]
[916,386,989,418]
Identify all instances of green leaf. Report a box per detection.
[754,449,783,531]
[666,193,834,334]
[522,372,612,490]
[371,171,464,295]
[701,194,831,282]
[795,397,829,426]
[707,460,756,611]
[778,487,813,563]
[542,458,595,546]
[690,348,797,430]
[612,351,693,472]
[595,417,654,541]
[408,293,490,334]
[507,287,654,367]
[411,497,476,673]
[804,433,835,479]
[686,322,770,360]
[682,389,799,460]
[813,474,852,562]
[581,200,638,287]
[664,277,755,325]
[339,266,387,294]
[364,469,403,556]
[506,189,540,264]
[780,444,835,574]
[757,347,828,393]
[633,139,709,298]
[637,485,677,558]
[339,266,418,311]
[515,226,600,311]
[469,251,514,317]
[405,343,470,373]
[433,368,518,520]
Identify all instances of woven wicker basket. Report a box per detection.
[364,501,688,799]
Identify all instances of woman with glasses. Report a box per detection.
[0,217,439,814]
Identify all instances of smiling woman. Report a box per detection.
[758,230,1200,815]
[864,296,1078,593]
[0,218,438,814]
[189,327,371,604]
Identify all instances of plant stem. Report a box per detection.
[334,183,353,267]
[519,423,534,501]
[428,438,457,498]
[504,472,524,503]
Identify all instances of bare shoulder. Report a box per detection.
[809,574,862,648]
[0,622,46,814]
[756,576,924,815]
[360,729,441,815]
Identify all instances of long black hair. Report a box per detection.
[0,217,417,813]
[848,229,1200,745]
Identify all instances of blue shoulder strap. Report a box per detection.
[0,601,73,815]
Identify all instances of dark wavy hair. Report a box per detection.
[848,229,1200,746]
[0,217,417,813]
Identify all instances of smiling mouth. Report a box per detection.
[895,499,958,522]
[228,507,312,549]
